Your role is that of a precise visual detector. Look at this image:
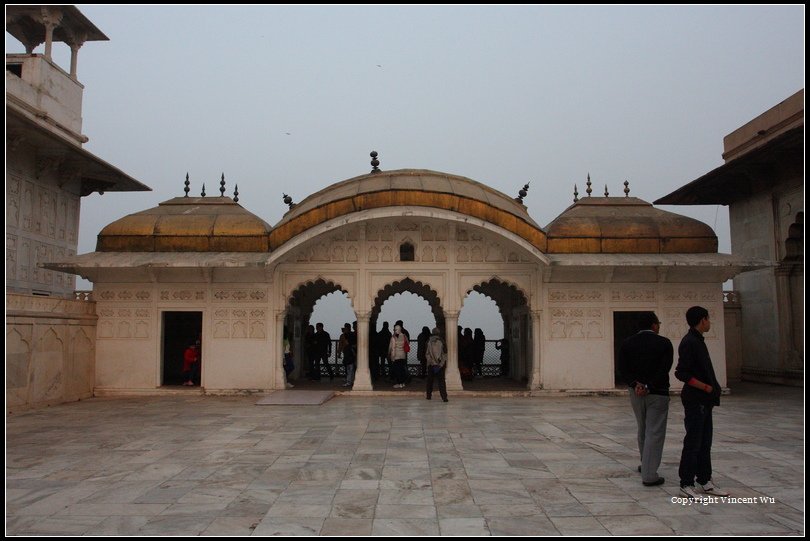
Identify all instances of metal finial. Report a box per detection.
[624,180,630,197]
[573,183,579,202]
[283,193,295,209]
[233,184,239,203]
[586,173,592,197]
[516,182,530,204]
[219,173,226,196]
[201,183,206,197]
[604,184,609,197]
[370,151,381,173]
[184,173,190,197]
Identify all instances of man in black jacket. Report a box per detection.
[675,306,729,499]
[618,312,673,487]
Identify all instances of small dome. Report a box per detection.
[545,197,717,253]
[97,197,271,252]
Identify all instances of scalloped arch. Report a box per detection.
[370,277,445,330]
[287,278,354,313]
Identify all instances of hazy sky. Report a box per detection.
[7,5,804,338]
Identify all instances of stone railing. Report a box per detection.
[6,292,96,317]
[723,290,740,306]
[74,290,94,302]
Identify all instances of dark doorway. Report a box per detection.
[162,311,202,386]
[613,311,647,386]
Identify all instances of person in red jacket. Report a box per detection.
[182,343,199,386]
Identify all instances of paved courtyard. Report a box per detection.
[6,382,803,536]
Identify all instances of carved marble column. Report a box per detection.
[444,311,463,391]
[68,40,83,79]
[275,310,286,390]
[529,309,543,390]
[352,312,373,391]
[38,8,63,61]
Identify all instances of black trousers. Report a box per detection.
[426,367,447,400]
[312,353,333,379]
[678,400,714,487]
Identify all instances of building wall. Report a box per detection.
[723,292,743,382]
[6,293,96,412]
[6,54,84,138]
[730,178,803,381]
[93,285,274,393]
[541,283,727,391]
[6,143,81,297]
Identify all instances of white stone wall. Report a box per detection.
[93,285,274,393]
[6,144,81,297]
[7,54,84,137]
[729,181,803,376]
[6,293,96,412]
[541,284,727,391]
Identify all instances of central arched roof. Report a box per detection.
[268,169,548,251]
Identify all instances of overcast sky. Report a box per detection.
[7,5,804,338]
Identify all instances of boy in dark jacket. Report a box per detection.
[675,306,729,499]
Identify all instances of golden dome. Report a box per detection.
[269,169,548,251]
[97,197,271,252]
[545,197,717,253]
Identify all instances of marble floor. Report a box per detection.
[5,382,803,536]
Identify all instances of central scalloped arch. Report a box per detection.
[370,277,445,332]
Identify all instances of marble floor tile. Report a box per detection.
[320,517,373,536]
[487,515,560,536]
[439,517,491,536]
[372,518,440,536]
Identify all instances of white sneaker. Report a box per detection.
[285,383,294,389]
[680,485,701,499]
[699,481,729,497]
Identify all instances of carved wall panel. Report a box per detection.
[7,235,17,280]
[212,289,267,303]
[549,308,604,340]
[99,290,153,302]
[5,159,81,296]
[96,304,151,340]
[32,328,64,403]
[611,289,656,302]
[548,289,604,303]
[159,289,206,301]
[212,308,267,340]
[6,327,32,390]
[663,289,722,303]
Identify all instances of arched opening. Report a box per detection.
[369,278,444,390]
[285,279,356,389]
[458,278,529,390]
[783,211,803,362]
